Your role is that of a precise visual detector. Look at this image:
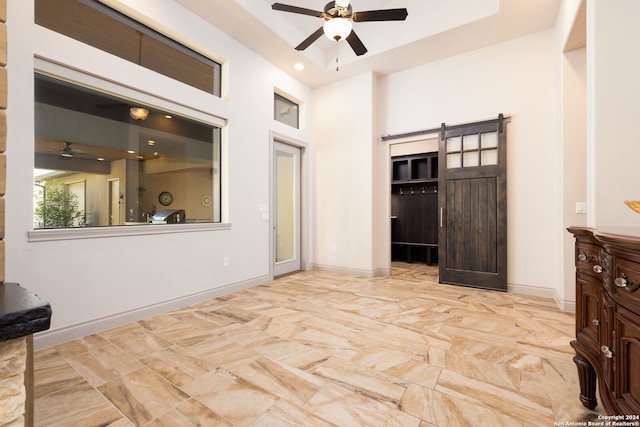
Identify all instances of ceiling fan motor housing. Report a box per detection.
[324,1,352,20]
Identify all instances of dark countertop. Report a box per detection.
[0,283,51,342]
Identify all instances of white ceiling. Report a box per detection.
[176,0,562,88]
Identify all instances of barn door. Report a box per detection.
[438,115,507,291]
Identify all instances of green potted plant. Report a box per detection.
[34,182,86,228]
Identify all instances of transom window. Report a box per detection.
[35,0,221,96]
[33,74,221,229]
[274,93,300,129]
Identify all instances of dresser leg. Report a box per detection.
[573,354,598,410]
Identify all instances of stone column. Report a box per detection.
[0,0,6,283]
[0,0,9,422]
[0,0,10,424]
[0,338,27,427]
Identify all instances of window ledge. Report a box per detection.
[27,222,232,242]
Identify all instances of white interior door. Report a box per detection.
[273,142,301,276]
[109,179,121,225]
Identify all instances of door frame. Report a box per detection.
[381,133,441,272]
[269,131,308,278]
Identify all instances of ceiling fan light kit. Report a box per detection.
[272,1,408,59]
[129,107,149,121]
[323,17,352,41]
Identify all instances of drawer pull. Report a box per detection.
[600,345,613,359]
[578,252,591,262]
[615,273,639,292]
[592,319,600,326]
[593,265,603,274]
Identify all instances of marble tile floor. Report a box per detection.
[33,263,606,426]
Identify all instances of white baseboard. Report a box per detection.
[507,282,556,299]
[507,283,576,312]
[34,274,272,350]
[554,290,576,313]
[373,267,391,277]
[309,263,387,278]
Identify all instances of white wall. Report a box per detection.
[587,0,640,226]
[7,0,312,347]
[553,0,587,312]
[378,30,559,295]
[560,47,587,311]
[311,72,379,276]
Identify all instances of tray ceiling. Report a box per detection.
[176,0,561,87]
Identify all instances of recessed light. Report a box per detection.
[294,63,304,71]
[164,115,172,119]
[147,140,155,146]
[127,150,135,154]
[97,157,105,161]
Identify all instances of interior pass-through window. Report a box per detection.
[33,74,221,229]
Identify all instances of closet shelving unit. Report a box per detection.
[391,152,439,265]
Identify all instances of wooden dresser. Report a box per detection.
[568,227,640,415]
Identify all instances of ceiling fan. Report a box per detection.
[60,142,91,159]
[272,1,408,56]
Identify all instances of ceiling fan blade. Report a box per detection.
[272,3,324,18]
[352,8,408,22]
[295,27,325,51]
[346,30,368,56]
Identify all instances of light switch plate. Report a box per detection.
[575,202,587,214]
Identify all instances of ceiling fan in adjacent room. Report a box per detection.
[60,142,91,159]
[272,0,408,57]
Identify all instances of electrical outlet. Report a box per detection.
[223,257,229,267]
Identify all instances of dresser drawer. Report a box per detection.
[576,243,604,277]
[612,257,640,310]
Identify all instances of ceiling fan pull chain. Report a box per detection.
[336,41,339,71]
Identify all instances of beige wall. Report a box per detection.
[587,0,640,226]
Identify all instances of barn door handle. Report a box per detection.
[440,207,443,228]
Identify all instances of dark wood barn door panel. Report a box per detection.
[438,116,507,291]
